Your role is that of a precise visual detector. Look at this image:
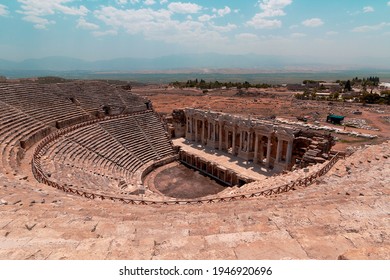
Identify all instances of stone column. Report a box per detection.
[208,120,211,141]
[188,116,193,140]
[247,132,252,152]
[243,131,247,152]
[232,127,236,155]
[194,119,198,143]
[219,122,223,150]
[226,128,230,151]
[201,120,205,144]
[213,123,216,141]
[192,118,196,141]
[266,136,272,167]
[259,138,264,163]
[254,133,259,163]
[286,140,293,165]
[239,131,243,151]
[276,138,283,163]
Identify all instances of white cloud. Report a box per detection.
[247,0,292,29]
[144,0,156,5]
[160,0,168,4]
[93,6,228,48]
[17,0,89,29]
[258,0,292,17]
[77,17,99,30]
[258,0,293,10]
[23,15,54,29]
[212,23,237,33]
[388,2,390,7]
[247,15,282,29]
[302,18,324,27]
[197,6,230,23]
[168,2,202,14]
[198,14,216,22]
[94,6,172,33]
[128,0,140,4]
[352,22,390,32]
[0,4,9,16]
[118,0,141,4]
[259,9,286,17]
[217,6,231,17]
[363,6,374,13]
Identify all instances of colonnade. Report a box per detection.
[184,109,295,170]
[179,150,253,186]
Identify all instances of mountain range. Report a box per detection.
[1,54,390,73]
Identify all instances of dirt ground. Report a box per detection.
[154,163,225,199]
[132,85,390,151]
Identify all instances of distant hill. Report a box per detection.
[2,54,389,73]
[1,54,390,83]
[0,54,291,71]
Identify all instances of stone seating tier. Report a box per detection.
[36,112,175,196]
[0,101,49,175]
[0,84,88,126]
[0,81,157,180]
[43,138,127,178]
[53,82,148,114]
[40,161,122,195]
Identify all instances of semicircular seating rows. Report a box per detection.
[0,81,175,198]
[39,112,176,198]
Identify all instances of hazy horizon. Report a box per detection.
[1,0,390,69]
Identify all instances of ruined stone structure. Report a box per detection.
[182,108,334,171]
[167,109,186,138]
[178,150,254,186]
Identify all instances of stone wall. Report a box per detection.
[171,109,186,138]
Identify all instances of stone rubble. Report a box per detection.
[276,118,378,139]
[343,118,379,131]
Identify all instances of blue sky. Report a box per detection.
[0,0,390,65]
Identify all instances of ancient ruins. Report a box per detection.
[0,81,388,260]
[179,108,334,170]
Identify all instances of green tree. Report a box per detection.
[344,80,352,92]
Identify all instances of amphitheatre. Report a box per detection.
[0,79,389,260]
